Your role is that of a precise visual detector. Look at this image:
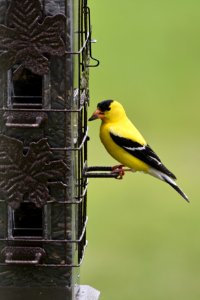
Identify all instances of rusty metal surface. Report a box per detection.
[0,287,72,300]
[0,134,67,209]
[0,0,66,75]
[0,0,99,297]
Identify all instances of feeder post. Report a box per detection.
[0,0,99,299]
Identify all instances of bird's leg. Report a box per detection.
[111,165,136,179]
[111,164,125,179]
[111,164,124,178]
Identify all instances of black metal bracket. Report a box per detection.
[83,166,119,178]
[86,7,100,68]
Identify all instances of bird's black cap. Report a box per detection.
[97,99,113,112]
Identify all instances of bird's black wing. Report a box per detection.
[110,132,176,179]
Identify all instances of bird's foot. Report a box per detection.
[111,165,136,179]
[111,164,125,179]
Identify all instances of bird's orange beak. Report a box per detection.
[88,109,104,121]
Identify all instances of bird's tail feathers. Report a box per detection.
[148,168,189,202]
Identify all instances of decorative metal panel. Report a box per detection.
[0,0,99,299]
[0,0,66,75]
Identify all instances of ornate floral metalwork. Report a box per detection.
[0,135,67,209]
[0,0,66,75]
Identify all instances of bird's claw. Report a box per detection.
[111,164,125,179]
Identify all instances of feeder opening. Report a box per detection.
[11,67,43,109]
[12,203,43,238]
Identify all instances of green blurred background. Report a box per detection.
[81,1,200,299]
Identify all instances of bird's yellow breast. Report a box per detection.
[100,121,149,172]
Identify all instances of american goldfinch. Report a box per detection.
[88,99,189,202]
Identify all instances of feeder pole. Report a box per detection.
[0,0,99,299]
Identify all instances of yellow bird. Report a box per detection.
[89,99,189,202]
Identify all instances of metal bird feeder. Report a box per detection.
[0,0,99,299]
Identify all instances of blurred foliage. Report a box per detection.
[81,1,200,299]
